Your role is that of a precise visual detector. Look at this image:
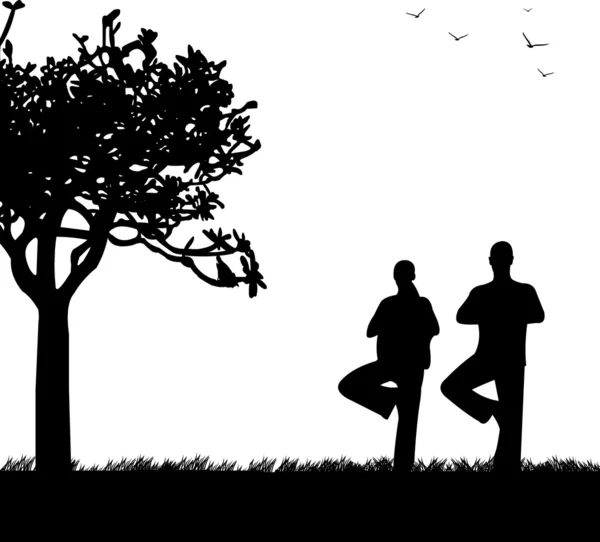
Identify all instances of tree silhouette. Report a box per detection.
[0,9,264,472]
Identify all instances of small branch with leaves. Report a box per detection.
[108,219,265,296]
[0,0,25,63]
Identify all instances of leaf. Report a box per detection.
[203,229,217,243]
[184,237,194,251]
[14,0,24,8]
[3,39,12,60]
[2,2,13,9]
[233,230,251,253]
[139,28,157,45]
[105,8,120,21]
[213,60,227,75]
[73,33,89,45]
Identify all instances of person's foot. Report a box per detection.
[380,401,396,420]
[380,388,397,420]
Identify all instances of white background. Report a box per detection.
[0,1,598,468]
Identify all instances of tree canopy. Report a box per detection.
[0,8,265,302]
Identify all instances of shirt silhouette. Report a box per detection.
[368,281,437,369]
[339,260,439,473]
[441,241,544,473]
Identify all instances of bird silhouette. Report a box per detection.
[406,9,425,18]
[524,8,533,12]
[537,68,554,77]
[449,32,468,41]
[523,32,548,48]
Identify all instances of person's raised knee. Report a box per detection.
[338,377,350,398]
[440,377,453,399]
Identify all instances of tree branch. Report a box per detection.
[0,210,17,257]
[138,236,224,287]
[10,220,41,302]
[59,211,116,298]
[69,198,97,226]
[145,232,238,258]
[107,230,140,247]
[69,239,91,268]
[0,1,24,55]
[58,227,90,240]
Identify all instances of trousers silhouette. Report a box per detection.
[338,361,424,472]
[441,355,525,472]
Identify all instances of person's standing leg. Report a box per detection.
[338,361,397,419]
[493,366,525,472]
[393,367,424,473]
[440,354,497,423]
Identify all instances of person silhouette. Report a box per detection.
[338,260,439,473]
[441,241,544,473]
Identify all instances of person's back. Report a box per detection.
[339,259,439,472]
[375,293,438,369]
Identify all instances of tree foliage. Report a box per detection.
[0,8,265,301]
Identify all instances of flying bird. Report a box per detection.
[523,32,548,48]
[449,32,468,41]
[524,8,533,12]
[406,9,425,18]
[537,68,554,77]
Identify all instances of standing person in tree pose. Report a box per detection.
[339,260,439,473]
[441,241,545,473]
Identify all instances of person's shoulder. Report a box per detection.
[514,281,539,296]
[469,283,489,295]
[519,282,538,300]
[377,295,396,308]
[419,296,433,307]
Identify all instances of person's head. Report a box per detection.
[489,241,513,272]
[394,260,415,285]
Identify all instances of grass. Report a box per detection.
[2,455,600,473]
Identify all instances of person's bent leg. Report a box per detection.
[339,361,397,419]
[440,355,498,424]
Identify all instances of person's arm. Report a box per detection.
[422,298,440,337]
[456,288,480,324]
[526,285,545,324]
[367,301,384,338]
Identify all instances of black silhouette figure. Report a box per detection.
[523,32,548,48]
[449,32,468,41]
[339,261,439,473]
[537,68,554,77]
[0,10,264,472]
[441,242,544,473]
[406,9,425,18]
[523,8,533,12]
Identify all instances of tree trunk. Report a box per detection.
[35,297,72,472]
